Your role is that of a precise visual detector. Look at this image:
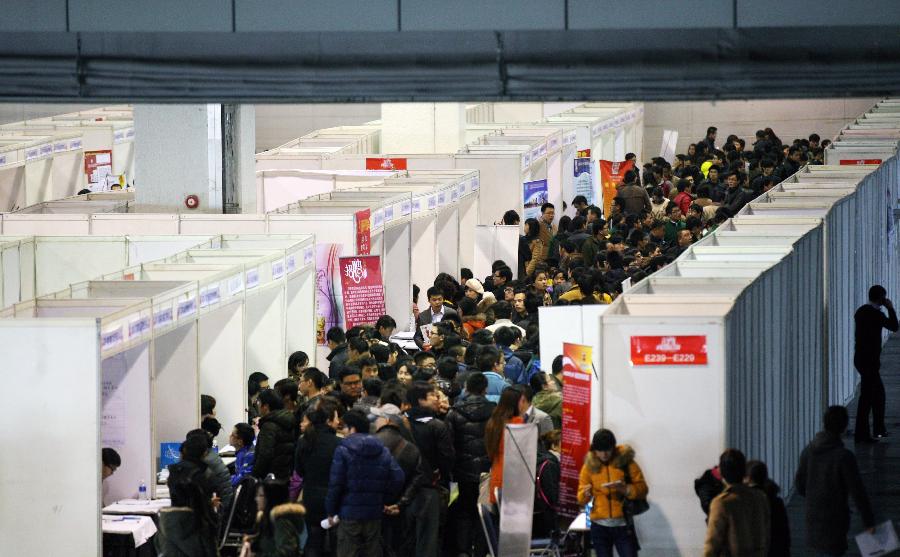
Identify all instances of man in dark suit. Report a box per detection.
[413,285,459,349]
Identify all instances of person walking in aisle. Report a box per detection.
[703,449,770,557]
[795,406,876,556]
[853,284,898,442]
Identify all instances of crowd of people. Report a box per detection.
[98,127,891,557]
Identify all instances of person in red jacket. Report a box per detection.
[673,179,694,217]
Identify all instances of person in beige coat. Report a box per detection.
[537,203,556,262]
[704,449,770,557]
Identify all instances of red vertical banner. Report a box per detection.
[355,208,371,255]
[559,342,593,518]
[339,255,386,329]
[598,159,635,217]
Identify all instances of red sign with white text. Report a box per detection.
[355,209,371,255]
[559,342,593,518]
[339,255,386,329]
[365,157,407,171]
[630,335,708,365]
[839,159,882,166]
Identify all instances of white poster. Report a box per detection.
[659,129,679,163]
[101,354,128,449]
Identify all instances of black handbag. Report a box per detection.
[621,465,650,516]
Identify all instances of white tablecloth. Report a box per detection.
[103,498,171,516]
[102,514,158,548]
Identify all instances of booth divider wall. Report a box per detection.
[0,132,85,211]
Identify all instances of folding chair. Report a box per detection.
[219,476,259,551]
[479,502,562,557]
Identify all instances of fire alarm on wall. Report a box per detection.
[185,195,200,209]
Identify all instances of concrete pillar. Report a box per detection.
[381,103,466,154]
[134,104,222,212]
[222,104,257,213]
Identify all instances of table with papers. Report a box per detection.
[103,498,171,516]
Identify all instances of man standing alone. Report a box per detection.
[853,284,898,442]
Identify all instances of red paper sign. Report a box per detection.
[839,159,882,165]
[599,159,635,218]
[339,255,386,329]
[576,149,591,158]
[84,149,113,188]
[365,157,407,171]
[630,335,708,365]
[559,342,593,518]
[355,209,371,255]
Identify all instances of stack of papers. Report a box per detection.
[856,521,899,557]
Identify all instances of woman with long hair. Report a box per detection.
[294,401,342,557]
[484,386,525,505]
[520,218,544,278]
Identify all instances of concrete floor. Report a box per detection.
[786,334,900,556]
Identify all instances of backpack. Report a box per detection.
[522,356,541,385]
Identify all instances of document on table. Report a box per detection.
[856,521,899,557]
[103,498,171,515]
[102,514,158,548]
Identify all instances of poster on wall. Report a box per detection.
[659,130,679,163]
[559,342,593,518]
[315,243,343,345]
[84,150,114,191]
[366,157,407,171]
[355,209,371,255]
[598,160,635,218]
[523,179,549,220]
[101,355,127,449]
[339,255,386,329]
[574,157,593,205]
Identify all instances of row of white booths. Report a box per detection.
[0,102,648,554]
[1,233,317,557]
[583,100,900,553]
[0,106,135,212]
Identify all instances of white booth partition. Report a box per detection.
[256,169,393,213]
[598,221,824,554]
[0,236,35,307]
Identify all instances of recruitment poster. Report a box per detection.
[523,179,549,220]
[574,151,593,205]
[339,255,386,329]
[598,159,635,217]
[315,243,342,345]
[355,208,371,255]
[559,342,593,517]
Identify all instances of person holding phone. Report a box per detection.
[577,429,649,557]
[853,284,899,443]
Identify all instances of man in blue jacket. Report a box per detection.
[325,409,405,557]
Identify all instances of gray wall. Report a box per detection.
[642,98,878,161]
[6,0,900,31]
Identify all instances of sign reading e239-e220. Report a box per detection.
[630,335,708,366]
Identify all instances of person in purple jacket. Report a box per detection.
[325,409,404,557]
[229,423,255,487]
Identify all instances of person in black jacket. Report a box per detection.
[746,460,790,557]
[533,430,561,540]
[373,408,430,557]
[405,381,456,557]
[326,327,350,380]
[446,373,496,557]
[694,465,724,522]
[253,389,298,480]
[295,399,343,557]
[853,284,899,442]
[720,171,751,216]
[795,406,876,556]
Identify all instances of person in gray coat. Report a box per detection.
[186,426,235,511]
[794,406,876,556]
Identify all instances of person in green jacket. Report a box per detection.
[252,477,306,557]
[530,373,562,430]
[663,203,687,245]
[580,220,606,270]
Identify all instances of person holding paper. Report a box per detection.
[795,405,876,556]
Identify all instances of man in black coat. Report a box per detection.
[326,326,350,380]
[404,381,456,557]
[795,406,876,555]
[853,284,899,442]
[446,373,496,557]
[252,389,298,480]
[413,286,460,349]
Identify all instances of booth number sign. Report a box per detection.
[630,335,708,366]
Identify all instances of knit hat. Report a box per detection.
[591,429,617,452]
[465,278,484,295]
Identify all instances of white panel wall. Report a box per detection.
[0,319,101,557]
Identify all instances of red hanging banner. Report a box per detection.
[355,208,371,255]
[839,159,882,165]
[559,342,593,518]
[365,157,407,171]
[598,159,635,217]
[339,255,386,329]
[630,335,708,366]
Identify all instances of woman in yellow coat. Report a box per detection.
[577,429,649,557]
